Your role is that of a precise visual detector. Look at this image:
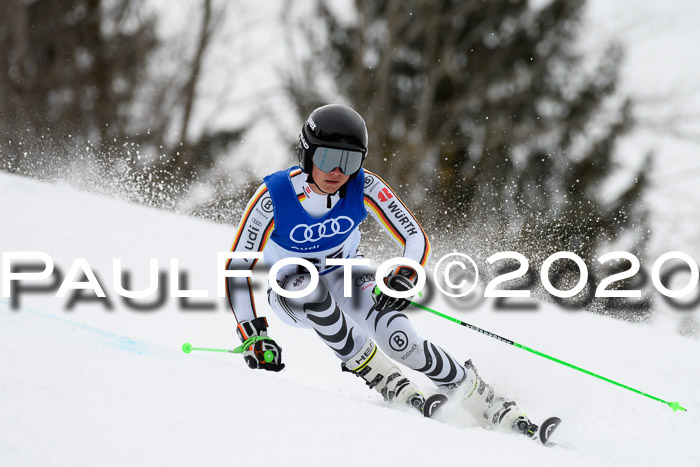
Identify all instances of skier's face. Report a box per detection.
[311,163,350,194]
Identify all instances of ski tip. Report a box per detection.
[538,417,562,445]
[669,401,687,412]
[423,394,449,418]
[182,343,192,354]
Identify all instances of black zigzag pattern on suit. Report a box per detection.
[415,341,464,386]
[313,306,349,344]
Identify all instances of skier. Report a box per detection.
[225,104,536,437]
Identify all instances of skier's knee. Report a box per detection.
[276,274,333,314]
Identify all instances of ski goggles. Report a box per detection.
[312,146,365,175]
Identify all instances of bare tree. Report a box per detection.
[0,0,158,173]
[0,0,251,210]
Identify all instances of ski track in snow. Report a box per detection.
[1,172,699,467]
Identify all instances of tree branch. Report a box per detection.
[179,0,213,147]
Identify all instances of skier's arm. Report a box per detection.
[225,183,284,372]
[363,171,431,311]
[225,183,275,324]
[363,170,431,268]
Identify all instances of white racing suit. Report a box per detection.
[225,167,531,431]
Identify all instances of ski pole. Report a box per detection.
[182,336,274,363]
[411,300,686,412]
[373,287,686,412]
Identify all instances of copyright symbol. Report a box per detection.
[433,253,479,298]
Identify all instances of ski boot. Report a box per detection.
[457,360,532,434]
[343,338,425,411]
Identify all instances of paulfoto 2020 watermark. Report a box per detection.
[1,250,698,312]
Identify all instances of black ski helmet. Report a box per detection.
[298,104,368,177]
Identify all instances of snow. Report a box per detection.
[1,172,699,466]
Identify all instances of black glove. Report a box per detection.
[373,265,419,311]
[236,317,285,372]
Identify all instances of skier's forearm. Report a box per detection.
[226,182,275,323]
[226,274,258,322]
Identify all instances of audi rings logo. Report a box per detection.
[354,273,375,287]
[289,216,355,243]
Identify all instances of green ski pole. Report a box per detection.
[375,287,686,412]
[182,337,274,363]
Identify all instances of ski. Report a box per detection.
[421,393,561,446]
[531,416,562,445]
[423,393,449,418]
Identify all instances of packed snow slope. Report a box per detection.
[1,172,698,467]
